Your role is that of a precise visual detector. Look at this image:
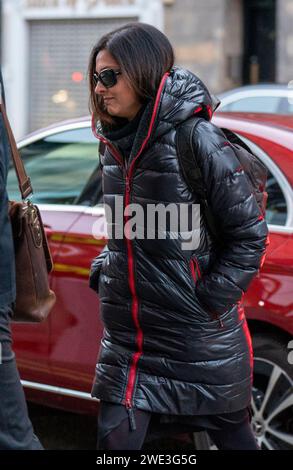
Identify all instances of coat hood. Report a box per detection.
[135,66,220,152]
[139,66,221,148]
[157,66,217,125]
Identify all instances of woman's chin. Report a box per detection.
[108,109,128,119]
[107,105,119,116]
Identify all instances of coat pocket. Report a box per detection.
[189,256,224,327]
[189,256,202,284]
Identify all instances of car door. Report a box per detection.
[8,123,100,387]
[49,201,107,396]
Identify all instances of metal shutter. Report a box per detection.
[29,18,137,132]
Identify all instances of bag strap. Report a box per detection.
[98,140,106,172]
[0,83,33,200]
[176,117,221,244]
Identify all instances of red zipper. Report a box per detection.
[123,175,143,429]
[92,72,170,429]
[122,72,170,427]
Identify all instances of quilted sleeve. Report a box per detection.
[89,245,109,294]
[192,119,269,316]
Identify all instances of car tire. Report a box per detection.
[251,333,293,450]
[192,332,293,450]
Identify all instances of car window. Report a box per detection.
[285,98,293,114]
[221,96,281,113]
[8,127,100,205]
[265,169,287,226]
[277,97,293,115]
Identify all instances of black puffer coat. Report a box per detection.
[90,67,268,420]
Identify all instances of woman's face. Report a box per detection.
[94,49,142,121]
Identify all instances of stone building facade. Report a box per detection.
[1,0,292,137]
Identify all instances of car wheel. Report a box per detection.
[192,333,293,450]
[251,333,293,450]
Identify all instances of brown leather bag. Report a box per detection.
[0,91,56,322]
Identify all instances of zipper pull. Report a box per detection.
[218,318,224,329]
[125,178,131,193]
[125,399,136,431]
[212,312,224,329]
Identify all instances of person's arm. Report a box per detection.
[0,69,6,106]
[0,127,5,192]
[192,119,269,316]
[0,72,6,194]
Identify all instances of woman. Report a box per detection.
[88,22,268,450]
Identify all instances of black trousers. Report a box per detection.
[0,303,43,450]
[97,401,260,450]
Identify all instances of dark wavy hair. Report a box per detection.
[88,22,174,126]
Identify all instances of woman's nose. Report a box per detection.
[95,81,107,95]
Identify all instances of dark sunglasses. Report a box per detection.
[93,68,122,88]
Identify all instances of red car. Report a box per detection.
[9,113,293,450]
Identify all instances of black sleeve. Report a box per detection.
[89,245,109,293]
[192,119,269,315]
[0,117,6,191]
